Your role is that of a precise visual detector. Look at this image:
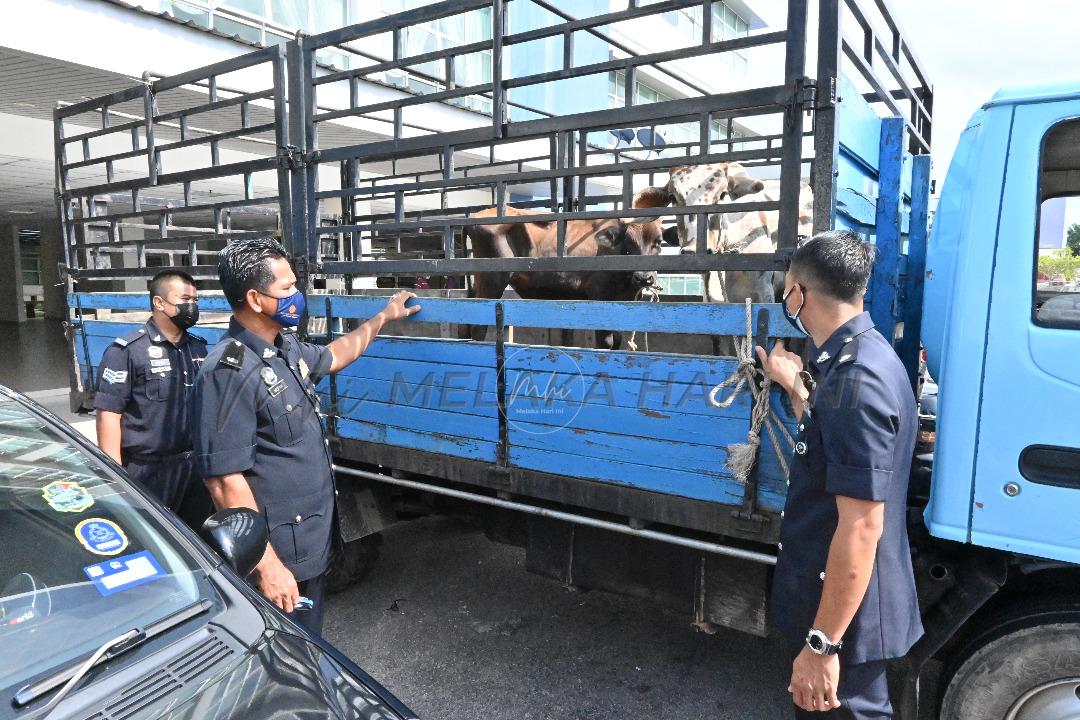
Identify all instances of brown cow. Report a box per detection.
[463,188,671,349]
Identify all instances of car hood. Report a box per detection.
[164,628,405,720]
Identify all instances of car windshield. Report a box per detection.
[0,398,214,691]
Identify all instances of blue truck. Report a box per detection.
[56,1,1080,717]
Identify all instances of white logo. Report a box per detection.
[795,441,807,455]
[816,351,831,363]
[262,348,275,359]
[101,369,128,384]
[839,354,852,363]
[260,367,279,386]
[148,346,164,359]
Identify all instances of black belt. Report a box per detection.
[123,449,193,465]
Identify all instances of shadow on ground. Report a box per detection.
[325,515,791,720]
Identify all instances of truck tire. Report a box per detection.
[326,534,382,594]
[939,622,1080,719]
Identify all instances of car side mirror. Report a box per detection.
[200,508,268,578]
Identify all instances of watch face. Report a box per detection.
[808,634,824,651]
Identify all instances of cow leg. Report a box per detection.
[459,272,510,341]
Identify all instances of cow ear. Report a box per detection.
[632,186,673,209]
[724,163,765,198]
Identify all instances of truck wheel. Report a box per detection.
[940,623,1080,719]
[326,534,382,594]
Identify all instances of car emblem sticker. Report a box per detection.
[75,518,129,556]
[148,346,164,359]
[42,480,94,513]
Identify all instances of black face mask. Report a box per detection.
[160,299,200,330]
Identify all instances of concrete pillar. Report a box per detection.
[38,219,67,320]
[0,224,26,324]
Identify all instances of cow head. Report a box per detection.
[657,162,765,251]
[618,186,671,288]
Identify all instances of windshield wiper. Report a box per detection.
[13,599,211,713]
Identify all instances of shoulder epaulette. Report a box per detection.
[113,328,147,347]
[218,340,246,370]
[835,336,861,367]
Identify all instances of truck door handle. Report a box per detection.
[1019,445,1080,489]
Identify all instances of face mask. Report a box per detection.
[159,299,200,330]
[260,289,306,327]
[782,284,809,336]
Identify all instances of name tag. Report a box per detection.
[269,380,287,398]
[149,359,172,373]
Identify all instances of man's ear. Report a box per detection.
[245,288,264,314]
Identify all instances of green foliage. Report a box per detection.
[1038,249,1080,281]
[1067,223,1080,257]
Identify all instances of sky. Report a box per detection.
[889,0,1079,184]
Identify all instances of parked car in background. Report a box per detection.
[0,385,416,720]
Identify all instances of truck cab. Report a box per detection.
[914,84,1080,719]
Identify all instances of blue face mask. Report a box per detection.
[260,289,306,327]
[782,284,808,336]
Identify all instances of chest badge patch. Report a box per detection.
[815,351,830,364]
[795,441,807,455]
[262,348,275,359]
[261,367,279,386]
[298,358,310,379]
[148,346,164,359]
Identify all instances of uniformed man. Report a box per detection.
[756,230,923,718]
[191,238,419,636]
[94,270,212,528]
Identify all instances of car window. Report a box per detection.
[0,399,214,691]
[1035,120,1080,329]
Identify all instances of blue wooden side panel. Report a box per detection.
[318,336,796,510]
[313,294,803,336]
[833,73,933,385]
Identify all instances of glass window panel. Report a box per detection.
[164,0,210,27]
[219,0,264,14]
[268,0,307,29]
[213,14,262,44]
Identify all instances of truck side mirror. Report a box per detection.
[200,508,268,578]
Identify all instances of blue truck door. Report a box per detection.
[971,99,1080,563]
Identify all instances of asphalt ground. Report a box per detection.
[324,514,793,720]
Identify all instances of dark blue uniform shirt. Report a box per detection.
[771,311,923,664]
[93,318,208,459]
[192,318,335,582]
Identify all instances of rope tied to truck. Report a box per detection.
[708,299,795,482]
[625,283,662,352]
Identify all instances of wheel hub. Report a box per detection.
[1007,679,1080,720]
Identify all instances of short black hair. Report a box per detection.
[148,270,196,303]
[790,230,877,302]
[217,237,291,308]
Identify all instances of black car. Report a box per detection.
[0,386,416,720]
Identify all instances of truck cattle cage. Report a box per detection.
[58,0,931,642]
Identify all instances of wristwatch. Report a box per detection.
[805,628,843,655]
